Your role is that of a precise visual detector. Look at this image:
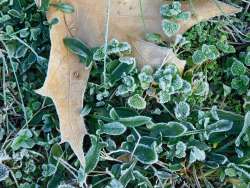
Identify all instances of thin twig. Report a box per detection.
[103,0,111,89]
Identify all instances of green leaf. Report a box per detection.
[205,120,233,139]
[216,41,235,54]
[109,58,135,84]
[49,144,63,165]
[202,44,220,60]
[52,3,75,13]
[192,50,207,65]
[228,163,250,179]
[128,94,146,110]
[119,116,152,128]
[99,122,126,136]
[159,75,172,91]
[85,135,105,173]
[11,129,35,151]
[225,168,237,177]
[216,110,244,134]
[145,33,163,44]
[42,164,56,177]
[193,80,209,96]
[63,37,91,63]
[174,101,190,120]
[231,59,246,76]
[80,105,92,117]
[208,153,228,165]
[175,141,187,158]
[109,108,120,120]
[38,0,51,12]
[0,163,9,181]
[235,112,250,147]
[245,52,250,66]
[108,39,131,54]
[223,84,231,97]
[160,2,182,17]
[105,179,124,188]
[162,19,180,37]
[158,90,171,104]
[134,143,158,164]
[119,162,136,187]
[176,11,191,21]
[152,122,187,137]
[134,171,153,188]
[172,75,183,90]
[138,72,153,90]
[189,146,206,165]
[231,75,249,93]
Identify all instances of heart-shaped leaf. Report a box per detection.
[162,19,180,37]
[134,143,158,164]
[128,94,146,110]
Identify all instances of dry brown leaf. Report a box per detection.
[36,0,240,166]
[177,0,241,35]
[35,0,90,166]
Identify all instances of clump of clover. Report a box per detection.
[160,1,191,37]
[230,51,250,94]
[87,39,137,106]
[145,1,191,44]
[192,36,236,65]
[63,35,250,187]
[139,64,191,105]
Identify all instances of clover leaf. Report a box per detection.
[231,58,246,76]
[192,50,207,65]
[162,19,180,37]
[128,94,146,110]
[175,101,190,120]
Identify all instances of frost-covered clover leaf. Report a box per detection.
[93,39,131,61]
[231,75,249,94]
[159,75,172,91]
[193,79,209,97]
[245,51,250,66]
[116,75,136,96]
[11,129,35,151]
[158,90,171,104]
[192,50,207,65]
[138,72,154,90]
[202,44,220,60]
[175,141,187,158]
[174,101,190,120]
[172,75,183,90]
[145,33,163,44]
[231,58,246,76]
[189,146,206,165]
[176,11,191,21]
[42,164,56,177]
[160,1,182,17]
[134,143,158,165]
[105,179,123,188]
[128,94,146,110]
[216,41,235,54]
[162,19,180,37]
[0,163,9,181]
